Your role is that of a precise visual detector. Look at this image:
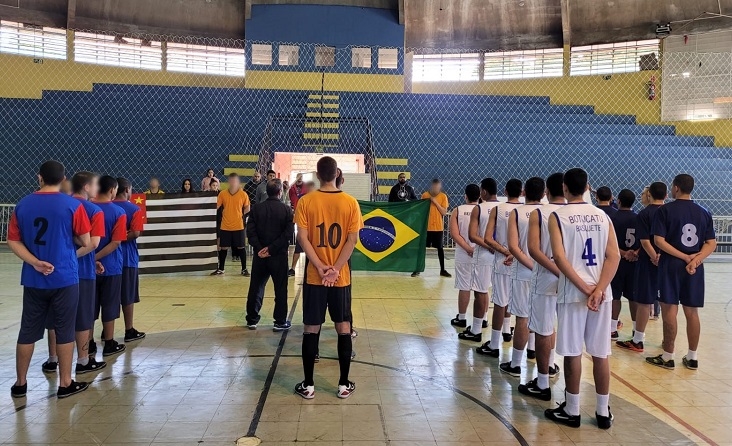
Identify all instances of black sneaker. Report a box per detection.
[527,349,536,360]
[518,378,551,401]
[88,340,97,357]
[294,381,315,399]
[646,354,675,370]
[273,321,292,332]
[210,269,224,276]
[124,328,146,342]
[246,323,257,330]
[682,355,698,370]
[76,357,107,375]
[411,271,420,277]
[596,408,614,430]
[10,383,27,398]
[288,269,296,277]
[314,353,320,363]
[499,361,521,377]
[241,269,250,277]
[102,340,126,357]
[616,339,644,352]
[548,364,561,378]
[476,343,500,358]
[458,328,482,342]
[545,401,581,428]
[41,360,58,374]
[610,331,619,340]
[450,315,467,328]
[57,380,89,399]
[482,320,488,329]
[440,270,452,278]
[503,327,514,343]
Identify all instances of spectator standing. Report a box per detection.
[209,177,220,192]
[201,169,219,191]
[595,186,617,217]
[256,170,277,204]
[211,173,251,276]
[144,178,164,195]
[244,172,262,203]
[415,179,451,278]
[388,173,417,202]
[181,179,193,193]
[289,174,306,210]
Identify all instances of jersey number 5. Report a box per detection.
[33,217,49,246]
[316,222,342,249]
[582,238,598,266]
[625,228,636,248]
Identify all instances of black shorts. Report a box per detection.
[633,257,658,305]
[302,284,352,325]
[425,231,443,249]
[44,279,96,332]
[121,267,140,306]
[294,241,304,254]
[220,229,245,248]
[611,260,635,301]
[19,285,79,345]
[96,274,122,323]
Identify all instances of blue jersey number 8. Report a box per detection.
[582,238,598,266]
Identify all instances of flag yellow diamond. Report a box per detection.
[355,208,419,263]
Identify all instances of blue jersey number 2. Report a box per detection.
[582,238,598,266]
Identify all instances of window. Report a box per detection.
[351,47,371,68]
[0,21,66,60]
[251,43,272,65]
[484,48,563,80]
[378,48,398,69]
[278,44,299,66]
[75,32,162,70]
[166,42,245,76]
[412,53,480,82]
[570,39,659,76]
[315,46,335,67]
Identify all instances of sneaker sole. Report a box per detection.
[57,385,89,399]
[124,335,146,342]
[616,344,643,352]
[499,368,521,378]
[76,363,107,375]
[683,362,698,370]
[475,349,499,358]
[273,327,291,332]
[295,391,315,400]
[337,389,356,399]
[518,388,552,401]
[646,361,674,370]
[102,346,126,357]
[42,369,57,374]
[458,336,482,342]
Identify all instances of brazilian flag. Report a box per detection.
[352,200,430,272]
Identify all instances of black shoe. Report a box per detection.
[610,331,619,340]
[499,361,521,377]
[682,355,698,370]
[527,349,536,360]
[411,271,420,277]
[545,402,581,428]
[288,269,296,277]
[450,315,467,328]
[294,381,315,399]
[76,357,107,375]
[88,340,97,357]
[482,320,488,329]
[246,323,257,330]
[124,328,146,342]
[503,327,514,343]
[518,378,551,401]
[476,342,500,358]
[458,328,482,342]
[210,269,224,276]
[41,360,58,374]
[241,269,250,277]
[596,408,614,430]
[57,380,89,399]
[440,270,452,278]
[102,340,126,357]
[646,354,675,370]
[548,364,561,378]
[314,353,320,363]
[273,321,292,332]
[11,383,27,398]
[232,256,240,262]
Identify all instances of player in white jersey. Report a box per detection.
[500,177,545,377]
[476,179,522,358]
[518,172,565,401]
[544,168,620,430]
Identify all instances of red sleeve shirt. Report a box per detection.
[112,214,128,242]
[90,211,105,238]
[72,205,92,236]
[130,209,144,232]
[7,212,20,241]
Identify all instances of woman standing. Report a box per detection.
[201,169,219,191]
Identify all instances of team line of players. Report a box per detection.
[447,169,716,429]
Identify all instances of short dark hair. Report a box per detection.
[116,177,131,195]
[336,168,344,188]
[266,178,282,198]
[228,172,239,180]
[266,169,276,176]
[617,189,636,208]
[505,178,522,199]
[546,172,564,198]
[480,178,497,196]
[317,156,338,183]
[673,174,694,194]
[432,178,441,184]
[99,175,118,194]
[39,160,65,186]
[596,186,612,201]
[649,181,667,200]
[71,171,96,194]
[564,168,588,197]
[465,184,480,202]
[524,177,545,202]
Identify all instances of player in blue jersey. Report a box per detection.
[647,174,716,370]
[609,189,640,340]
[8,160,92,399]
[92,176,129,358]
[595,186,618,218]
[114,178,146,343]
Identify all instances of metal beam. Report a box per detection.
[398,0,404,25]
[66,0,76,29]
[560,0,571,47]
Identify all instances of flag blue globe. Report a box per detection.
[359,216,396,253]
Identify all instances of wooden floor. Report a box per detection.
[0,250,731,446]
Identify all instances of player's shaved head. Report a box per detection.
[116,177,131,195]
[563,168,588,197]
[649,181,667,200]
[480,178,497,196]
[317,156,338,183]
[99,175,118,194]
[673,174,695,194]
[617,189,636,208]
[39,160,65,186]
[465,184,480,202]
[524,177,545,202]
[505,178,522,199]
[546,173,564,199]
[596,186,612,202]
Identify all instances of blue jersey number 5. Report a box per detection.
[582,238,598,266]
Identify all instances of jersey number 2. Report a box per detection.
[316,222,342,249]
[33,217,48,246]
[582,238,598,266]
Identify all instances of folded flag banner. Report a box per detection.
[352,199,430,273]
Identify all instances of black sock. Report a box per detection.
[337,333,353,386]
[218,250,227,270]
[437,246,445,271]
[240,248,247,271]
[302,332,319,386]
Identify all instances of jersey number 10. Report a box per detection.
[316,222,342,249]
[582,238,598,266]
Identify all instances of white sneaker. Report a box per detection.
[337,381,356,399]
[295,381,315,399]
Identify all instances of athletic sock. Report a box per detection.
[537,373,549,390]
[502,317,511,333]
[596,393,610,417]
[633,330,645,344]
[687,349,698,361]
[510,348,524,368]
[458,313,466,321]
[337,333,353,386]
[48,355,58,363]
[490,329,502,350]
[662,351,674,362]
[217,250,227,271]
[302,332,319,387]
[77,356,89,366]
[566,391,581,416]
[528,332,535,351]
[549,348,556,367]
[471,317,483,335]
[240,248,247,271]
[611,319,619,331]
[632,321,636,332]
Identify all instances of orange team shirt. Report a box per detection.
[422,191,449,231]
[294,190,363,287]
[217,189,250,231]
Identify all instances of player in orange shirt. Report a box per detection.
[294,157,363,400]
[211,173,251,276]
[415,179,451,278]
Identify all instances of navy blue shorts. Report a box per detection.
[611,260,636,301]
[44,279,96,332]
[302,284,352,326]
[658,256,705,308]
[19,285,79,345]
[121,267,140,306]
[95,274,122,323]
[294,241,303,254]
[633,258,658,305]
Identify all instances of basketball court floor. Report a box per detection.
[0,249,731,445]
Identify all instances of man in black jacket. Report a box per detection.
[388,173,417,202]
[245,179,295,331]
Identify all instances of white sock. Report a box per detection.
[687,349,698,361]
[632,321,636,332]
[511,348,524,368]
[502,317,511,333]
[596,393,610,417]
[528,332,536,350]
[77,356,89,366]
[471,317,483,335]
[458,313,466,320]
[611,319,618,331]
[537,373,549,390]
[662,351,674,361]
[633,330,645,344]
[48,355,58,363]
[549,348,556,367]
[490,329,502,350]
[566,391,581,416]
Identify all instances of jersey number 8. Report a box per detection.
[681,224,699,248]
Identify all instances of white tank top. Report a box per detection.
[494,201,522,275]
[512,203,543,282]
[454,203,477,264]
[553,202,613,304]
[530,203,564,295]
[475,200,500,265]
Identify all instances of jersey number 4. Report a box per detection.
[582,238,598,266]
